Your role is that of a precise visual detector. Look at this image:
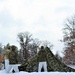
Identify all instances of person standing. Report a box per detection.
[8,45,19,73]
[0,54,2,70]
[3,46,11,72]
[38,46,47,72]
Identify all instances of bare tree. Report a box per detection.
[17,32,33,61]
[63,15,75,64]
[30,38,41,57]
[42,40,53,49]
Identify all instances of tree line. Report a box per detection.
[1,14,75,65]
[0,32,53,64]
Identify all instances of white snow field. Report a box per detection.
[0,65,75,75]
[0,69,75,75]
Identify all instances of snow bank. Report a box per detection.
[0,70,75,75]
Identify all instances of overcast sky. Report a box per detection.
[0,0,75,56]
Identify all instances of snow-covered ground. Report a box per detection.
[67,65,75,69]
[0,69,75,75]
[0,65,75,75]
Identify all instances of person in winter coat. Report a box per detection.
[7,45,19,73]
[38,46,47,72]
[3,46,11,72]
[0,54,2,70]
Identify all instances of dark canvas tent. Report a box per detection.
[19,47,75,72]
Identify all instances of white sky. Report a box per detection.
[0,0,75,56]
